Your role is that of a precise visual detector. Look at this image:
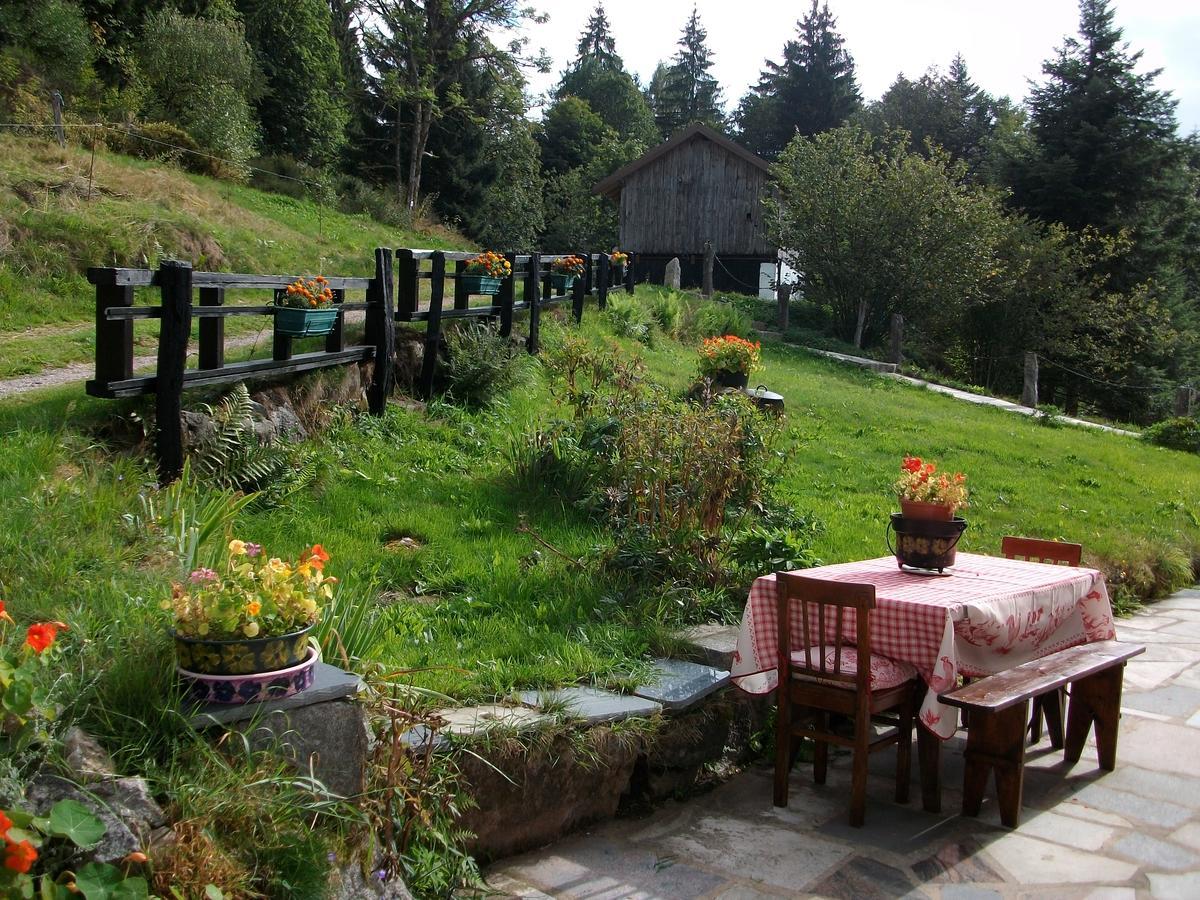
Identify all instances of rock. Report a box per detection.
[456,729,640,861]
[253,417,278,445]
[643,701,733,800]
[26,775,152,864]
[677,624,740,671]
[268,404,306,440]
[328,862,415,900]
[63,727,117,783]
[664,257,681,290]
[180,409,216,451]
[91,777,168,835]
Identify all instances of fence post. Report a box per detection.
[1175,385,1196,417]
[498,253,516,338]
[366,248,395,415]
[94,281,135,388]
[583,253,594,297]
[51,91,65,147]
[889,313,904,367]
[198,287,224,370]
[527,253,542,355]
[702,240,714,297]
[572,252,586,324]
[419,251,446,400]
[1022,352,1039,408]
[597,253,609,311]
[625,253,635,294]
[156,260,192,484]
[395,249,418,321]
[453,259,469,310]
[325,288,346,353]
[777,283,791,332]
[272,287,293,362]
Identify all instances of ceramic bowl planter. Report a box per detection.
[172,623,315,676]
[712,369,750,389]
[274,306,338,337]
[459,274,502,296]
[179,644,320,705]
[888,513,968,572]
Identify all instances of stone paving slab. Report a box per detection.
[678,623,740,670]
[187,662,363,727]
[517,686,662,724]
[488,586,1200,898]
[633,658,730,711]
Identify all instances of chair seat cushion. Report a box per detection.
[791,646,917,691]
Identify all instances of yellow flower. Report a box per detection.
[229,539,247,556]
[268,557,289,575]
[243,621,260,638]
[245,600,261,616]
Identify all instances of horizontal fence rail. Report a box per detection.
[86,247,635,481]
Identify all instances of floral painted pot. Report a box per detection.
[888,513,968,572]
[179,645,320,705]
[172,623,315,676]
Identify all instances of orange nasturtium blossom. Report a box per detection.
[0,598,11,624]
[0,810,12,837]
[25,621,66,654]
[302,544,330,571]
[902,456,923,474]
[4,838,37,874]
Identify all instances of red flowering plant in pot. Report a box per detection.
[697,335,761,389]
[894,456,968,520]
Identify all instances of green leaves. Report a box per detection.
[47,799,105,849]
[75,863,148,899]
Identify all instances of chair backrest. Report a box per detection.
[1001,536,1083,567]
[776,573,876,692]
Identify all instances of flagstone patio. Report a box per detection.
[487,587,1200,898]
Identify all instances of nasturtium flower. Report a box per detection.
[4,838,37,873]
[245,600,261,617]
[26,622,64,654]
[0,598,11,624]
[0,810,12,837]
[229,539,247,556]
[243,621,260,638]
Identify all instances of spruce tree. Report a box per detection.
[575,3,615,65]
[734,0,860,158]
[651,7,724,136]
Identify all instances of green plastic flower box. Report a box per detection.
[274,306,338,337]
[459,274,502,295]
[549,273,577,293]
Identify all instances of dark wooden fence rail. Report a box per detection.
[86,249,395,482]
[394,249,635,399]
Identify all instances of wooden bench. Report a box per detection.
[938,640,1145,827]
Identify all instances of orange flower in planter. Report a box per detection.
[894,456,968,512]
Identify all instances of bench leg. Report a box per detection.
[1065,665,1125,771]
[1030,688,1065,748]
[962,701,1028,828]
[918,723,941,814]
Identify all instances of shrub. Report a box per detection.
[646,291,685,337]
[1143,416,1200,453]
[695,301,755,339]
[443,322,528,409]
[604,293,654,345]
[105,122,206,172]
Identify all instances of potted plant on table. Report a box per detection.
[460,251,511,296]
[890,456,969,571]
[550,255,585,293]
[274,275,338,337]
[698,334,761,389]
[165,540,334,704]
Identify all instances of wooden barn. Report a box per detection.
[593,123,777,294]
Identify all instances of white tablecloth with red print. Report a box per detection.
[729,553,1116,739]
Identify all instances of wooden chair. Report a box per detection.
[773,573,919,827]
[1001,536,1084,747]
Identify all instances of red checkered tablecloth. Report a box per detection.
[729,553,1116,739]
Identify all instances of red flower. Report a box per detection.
[4,839,37,874]
[302,544,330,571]
[901,456,923,473]
[0,810,11,838]
[0,598,11,623]
[25,622,65,654]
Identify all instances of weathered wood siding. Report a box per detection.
[619,134,773,256]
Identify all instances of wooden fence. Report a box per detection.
[86,248,634,482]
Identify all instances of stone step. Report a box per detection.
[518,686,662,724]
[678,623,740,671]
[633,658,730,712]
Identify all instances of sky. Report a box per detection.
[517,0,1200,135]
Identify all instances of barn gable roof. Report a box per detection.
[592,123,772,201]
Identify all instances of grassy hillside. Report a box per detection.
[0,134,466,375]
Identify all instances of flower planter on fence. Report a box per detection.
[459,274,502,296]
[274,306,338,338]
[549,273,577,293]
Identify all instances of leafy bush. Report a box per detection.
[604,293,655,345]
[646,291,685,337]
[105,122,206,173]
[694,301,755,339]
[443,322,528,408]
[1143,416,1200,453]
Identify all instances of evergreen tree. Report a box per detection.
[651,7,724,136]
[238,0,349,167]
[555,3,656,144]
[1011,0,1183,266]
[735,0,860,158]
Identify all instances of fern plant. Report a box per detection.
[188,384,320,508]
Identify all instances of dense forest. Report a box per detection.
[0,0,1197,421]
